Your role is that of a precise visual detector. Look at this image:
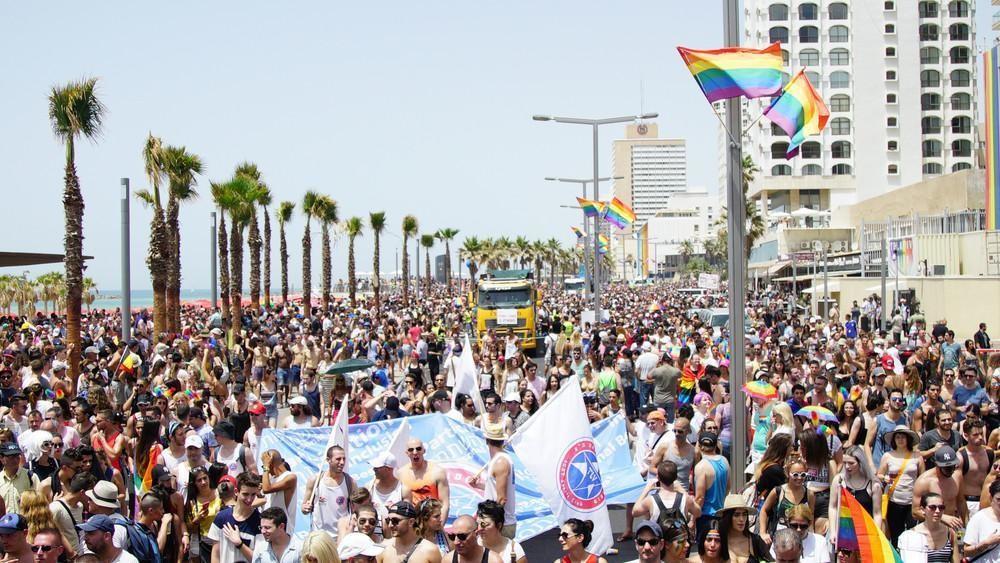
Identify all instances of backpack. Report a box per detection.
[650,489,687,532]
[109,513,161,562]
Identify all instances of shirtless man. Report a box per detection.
[960,419,996,518]
[397,439,450,523]
[650,417,696,492]
[380,501,442,563]
[912,445,968,529]
[913,379,945,434]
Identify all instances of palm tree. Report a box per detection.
[679,239,695,271]
[82,277,98,313]
[401,215,418,306]
[531,240,547,284]
[344,217,364,307]
[460,237,484,283]
[277,201,295,305]
[317,196,339,312]
[49,78,105,381]
[258,188,273,309]
[494,237,513,269]
[420,234,435,292]
[162,145,202,332]
[301,191,320,318]
[369,211,387,312]
[513,236,532,269]
[545,238,562,287]
[435,228,460,293]
[234,163,264,312]
[135,134,170,335]
[35,272,60,314]
[716,156,766,261]
[211,182,232,325]
[224,174,261,326]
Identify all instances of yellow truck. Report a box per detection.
[474,270,541,354]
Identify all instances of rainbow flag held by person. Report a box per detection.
[571,226,585,239]
[763,69,829,159]
[838,487,902,563]
[602,197,636,230]
[577,197,606,218]
[679,364,705,406]
[120,353,140,375]
[677,42,784,104]
[133,443,163,502]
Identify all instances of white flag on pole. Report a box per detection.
[452,335,485,414]
[508,375,613,554]
[386,417,412,469]
[325,395,350,460]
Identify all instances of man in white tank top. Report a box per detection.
[471,427,516,539]
[302,445,354,540]
[371,452,406,523]
[260,450,298,533]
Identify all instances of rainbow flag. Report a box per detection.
[598,234,609,254]
[986,46,1000,230]
[577,197,606,218]
[602,197,636,230]
[763,69,829,159]
[837,487,901,563]
[571,226,585,239]
[120,353,139,375]
[677,42,784,104]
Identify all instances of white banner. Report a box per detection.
[496,309,518,325]
[508,375,612,555]
[698,272,720,290]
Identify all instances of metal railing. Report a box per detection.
[860,210,986,276]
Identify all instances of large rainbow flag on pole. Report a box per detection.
[986,46,1000,230]
[837,487,901,563]
[602,197,636,230]
[763,69,829,159]
[577,197,606,218]
[677,42,784,104]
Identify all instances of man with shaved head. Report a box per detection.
[444,515,503,563]
[397,438,451,523]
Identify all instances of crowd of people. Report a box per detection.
[0,280,996,563]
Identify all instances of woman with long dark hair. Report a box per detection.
[184,466,220,563]
[133,418,162,499]
[717,494,771,562]
[798,429,837,535]
[554,518,608,563]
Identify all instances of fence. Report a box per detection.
[860,210,986,277]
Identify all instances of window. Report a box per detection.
[952,116,972,133]
[831,26,850,42]
[950,23,969,41]
[829,3,848,19]
[798,3,818,20]
[921,116,942,133]
[921,69,941,87]
[949,1,969,17]
[923,163,944,174]
[831,94,850,112]
[832,164,852,175]
[781,72,791,87]
[770,27,789,44]
[952,139,972,157]
[922,139,942,157]
[769,4,789,20]
[806,71,821,86]
[886,93,897,104]
[799,49,820,66]
[771,123,787,136]
[885,1,894,8]
[771,142,789,159]
[801,142,821,159]
[920,24,939,41]
[886,70,897,80]
[802,164,823,175]
[920,46,941,64]
[921,93,941,110]
[830,49,850,65]
[772,165,792,176]
[886,46,897,57]
[950,46,970,64]
[888,140,899,151]
[953,162,972,171]
[888,165,899,174]
[950,70,970,87]
[918,1,938,17]
[884,24,895,34]
[831,117,851,135]
[830,71,850,88]
[799,26,819,43]
[888,117,898,127]
[831,141,852,158]
[951,92,971,109]
[781,49,790,65]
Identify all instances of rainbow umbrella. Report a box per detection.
[741,380,777,401]
[796,405,838,424]
[648,303,662,312]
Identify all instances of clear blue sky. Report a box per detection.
[1,2,993,290]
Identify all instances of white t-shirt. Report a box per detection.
[965,510,1000,563]
[770,532,830,563]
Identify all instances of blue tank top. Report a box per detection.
[303,385,321,420]
[703,456,730,517]
[872,413,902,467]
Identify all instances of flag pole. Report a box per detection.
[709,104,741,147]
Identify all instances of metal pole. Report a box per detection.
[120,178,131,341]
[582,185,592,301]
[592,124,602,322]
[823,245,829,319]
[881,236,888,331]
[894,245,899,303]
[210,212,217,309]
[723,0,747,490]
[790,255,796,316]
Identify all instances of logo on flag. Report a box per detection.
[557,438,605,511]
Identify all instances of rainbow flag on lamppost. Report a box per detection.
[576,197,606,218]
[763,69,829,159]
[677,41,784,103]
[602,197,635,230]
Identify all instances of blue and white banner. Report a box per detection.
[258,411,643,542]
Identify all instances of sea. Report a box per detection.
[88,289,214,311]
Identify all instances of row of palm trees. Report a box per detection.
[0,273,99,316]
[459,236,596,287]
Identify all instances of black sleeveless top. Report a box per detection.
[847,480,874,516]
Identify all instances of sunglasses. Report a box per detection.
[790,471,807,479]
[559,532,580,540]
[926,504,946,512]
[446,532,470,542]
[789,523,810,530]
[357,518,377,526]
[407,447,423,453]
[385,518,406,526]
[635,538,661,547]
[30,546,57,553]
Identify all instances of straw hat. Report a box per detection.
[884,425,919,447]
[716,494,758,516]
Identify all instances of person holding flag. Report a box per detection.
[301,444,356,540]
[468,426,516,539]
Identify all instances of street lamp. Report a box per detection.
[533,113,658,322]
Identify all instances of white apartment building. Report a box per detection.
[735,0,977,220]
[611,123,687,228]
[615,188,715,279]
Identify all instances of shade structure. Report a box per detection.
[324,358,374,375]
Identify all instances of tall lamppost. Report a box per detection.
[533,113,657,321]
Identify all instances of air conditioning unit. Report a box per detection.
[832,241,847,252]
[800,241,811,250]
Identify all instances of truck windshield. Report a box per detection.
[564,281,584,291]
[479,288,532,309]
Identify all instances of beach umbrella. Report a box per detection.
[324,358,374,375]
[741,380,777,401]
[795,405,838,424]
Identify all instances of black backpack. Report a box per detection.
[651,489,687,531]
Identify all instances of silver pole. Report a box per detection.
[592,124,602,322]
[415,235,420,300]
[881,236,888,331]
[724,0,748,490]
[210,212,217,309]
[120,178,131,341]
[823,245,829,319]
[894,245,899,303]
[790,255,796,316]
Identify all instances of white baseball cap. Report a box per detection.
[289,396,308,406]
[184,435,204,450]
[338,532,384,559]
[370,452,397,469]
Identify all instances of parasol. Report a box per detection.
[741,380,777,401]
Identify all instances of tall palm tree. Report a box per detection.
[679,239,695,271]
[531,240,547,284]
[513,236,532,269]
[234,163,264,312]
[224,174,261,326]
[401,215,418,306]
[420,234,435,292]
[344,217,364,307]
[135,135,170,335]
[545,238,562,286]
[277,201,295,305]
[369,212,387,312]
[493,237,513,269]
[211,182,232,325]
[49,78,105,381]
[162,145,202,332]
[435,228,460,293]
[82,277,98,314]
[301,191,320,318]
[460,237,484,283]
[35,272,63,315]
[258,188,273,309]
[318,196,339,312]
[742,155,765,258]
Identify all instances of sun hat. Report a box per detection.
[85,480,120,509]
[484,426,506,441]
[716,493,758,515]
[884,424,919,447]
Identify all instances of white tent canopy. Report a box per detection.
[802,280,841,294]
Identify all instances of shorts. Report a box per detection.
[252,366,264,381]
[277,368,289,386]
[289,365,302,386]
